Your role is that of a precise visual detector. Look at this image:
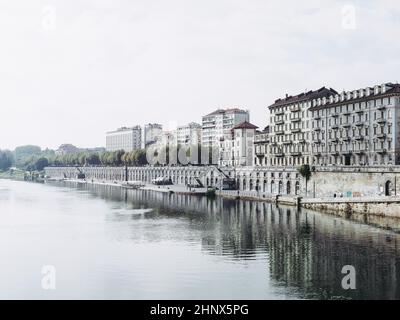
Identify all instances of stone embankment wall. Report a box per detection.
[310,166,400,198]
[302,197,400,219]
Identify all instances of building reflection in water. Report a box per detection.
[56,181,400,300]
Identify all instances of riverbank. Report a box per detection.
[0,170,25,181]
[48,177,400,222]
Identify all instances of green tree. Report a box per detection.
[135,149,147,166]
[14,145,41,168]
[35,157,49,171]
[298,164,312,197]
[0,150,14,171]
[86,153,101,165]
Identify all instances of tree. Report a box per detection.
[86,153,101,166]
[14,145,41,168]
[35,157,49,171]
[135,149,147,166]
[298,164,312,197]
[0,150,14,171]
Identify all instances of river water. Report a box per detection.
[0,179,399,299]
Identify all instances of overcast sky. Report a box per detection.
[0,0,399,150]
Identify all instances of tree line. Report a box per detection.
[0,145,149,172]
[1,144,219,173]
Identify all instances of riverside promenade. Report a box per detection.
[45,165,400,219]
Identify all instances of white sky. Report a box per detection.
[0,0,399,150]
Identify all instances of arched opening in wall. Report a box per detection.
[295,181,300,195]
[286,181,291,195]
[206,177,210,187]
[385,180,392,196]
[249,180,253,191]
[243,179,247,191]
[278,181,283,195]
[256,179,260,192]
[271,180,275,194]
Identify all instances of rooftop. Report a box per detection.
[309,83,400,111]
[204,108,248,117]
[268,87,338,109]
[232,121,259,130]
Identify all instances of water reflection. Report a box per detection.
[1,179,399,299]
[57,181,400,300]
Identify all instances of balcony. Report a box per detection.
[313,127,321,132]
[342,123,351,128]
[341,136,351,142]
[290,117,301,123]
[255,149,266,156]
[291,128,302,133]
[275,120,285,125]
[375,148,387,154]
[354,150,365,155]
[355,109,364,114]
[330,151,339,156]
[314,116,321,121]
[331,113,339,117]
[283,141,292,145]
[331,125,339,130]
[343,111,351,116]
[313,139,322,144]
[298,139,306,144]
[355,121,364,127]
[376,118,386,124]
[290,152,302,157]
[354,135,364,141]
[329,138,339,143]
[291,106,301,112]
[275,111,285,116]
[376,133,386,139]
[275,152,285,157]
[377,105,386,111]
[275,130,285,135]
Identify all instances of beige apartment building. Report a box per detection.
[310,83,400,166]
[268,87,338,167]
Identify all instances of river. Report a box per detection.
[0,179,399,299]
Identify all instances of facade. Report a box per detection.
[144,123,163,148]
[219,122,258,167]
[154,130,177,150]
[202,108,250,149]
[268,87,338,167]
[310,83,400,166]
[176,122,201,146]
[106,126,142,152]
[254,126,270,166]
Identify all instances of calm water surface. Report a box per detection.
[0,179,399,299]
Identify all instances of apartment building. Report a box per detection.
[144,123,163,148]
[106,126,142,152]
[176,122,201,146]
[310,83,400,166]
[254,126,270,166]
[202,108,250,149]
[268,87,338,166]
[219,122,258,167]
